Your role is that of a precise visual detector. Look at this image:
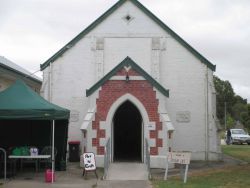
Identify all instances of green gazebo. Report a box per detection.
[0,80,70,175]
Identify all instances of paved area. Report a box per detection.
[1,155,248,188]
[107,163,148,180]
[1,163,152,188]
[2,179,152,188]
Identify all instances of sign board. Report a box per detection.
[176,111,191,123]
[83,152,96,171]
[147,123,155,130]
[70,110,79,122]
[167,151,191,164]
[164,151,191,183]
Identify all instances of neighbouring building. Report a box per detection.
[40,0,221,168]
[0,56,42,92]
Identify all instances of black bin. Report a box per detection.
[68,141,80,162]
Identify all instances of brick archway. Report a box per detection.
[86,58,169,167]
[91,78,162,156]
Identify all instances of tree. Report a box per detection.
[234,95,247,104]
[226,114,235,129]
[213,75,250,130]
[240,112,249,125]
[213,75,235,125]
[232,102,247,121]
[245,104,250,131]
[246,119,250,132]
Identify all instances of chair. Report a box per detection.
[39,146,57,170]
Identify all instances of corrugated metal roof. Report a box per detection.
[0,56,42,82]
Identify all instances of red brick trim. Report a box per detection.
[91,68,162,155]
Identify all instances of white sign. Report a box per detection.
[176,111,191,123]
[70,110,79,122]
[167,151,191,164]
[147,123,155,130]
[165,151,191,183]
[83,152,96,171]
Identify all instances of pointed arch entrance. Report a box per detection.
[113,101,142,162]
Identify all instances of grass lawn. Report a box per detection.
[222,145,250,163]
[153,145,250,188]
[153,165,250,188]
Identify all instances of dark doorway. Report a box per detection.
[113,101,142,162]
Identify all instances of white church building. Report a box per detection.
[40,0,221,168]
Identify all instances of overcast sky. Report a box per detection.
[1,0,250,102]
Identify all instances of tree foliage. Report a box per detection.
[232,102,247,121]
[213,75,249,130]
[226,114,235,129]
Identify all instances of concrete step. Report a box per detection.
[106,162,148,180]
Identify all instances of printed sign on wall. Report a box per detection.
[70,110,79,122]
[176,111,191,123]
[147,123,156,130]
[83,152,96,171]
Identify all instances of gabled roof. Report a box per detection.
[40,0,216,71]
[86,57,169,97]
[0,56,42,84]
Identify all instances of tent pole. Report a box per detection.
[52,120,55,183]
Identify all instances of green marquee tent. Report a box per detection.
[0,80,70,180]
[0,80,69,120]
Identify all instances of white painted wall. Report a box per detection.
[162,37,208,159]
[87,1,169,37]
[104,38,151,74]
[42,37,95,142]
[41,0,220,163]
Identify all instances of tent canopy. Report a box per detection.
[0,80,69,171]
[0,80,70,120]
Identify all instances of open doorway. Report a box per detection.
[113,101,142,162]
